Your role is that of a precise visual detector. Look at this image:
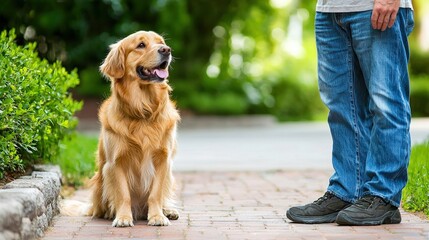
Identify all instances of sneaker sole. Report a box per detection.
[286,210,338,224]
[336,209,401,226]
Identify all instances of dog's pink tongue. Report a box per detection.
[154,69,168,79]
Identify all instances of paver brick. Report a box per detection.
[44,170,429,240]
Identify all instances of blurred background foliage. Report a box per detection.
[1,0,428,121]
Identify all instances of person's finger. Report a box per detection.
[371,11,379,29]
[377,13,386,30]
[388,11,398,28]
[381,14,390,31]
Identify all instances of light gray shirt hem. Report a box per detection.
[316,2,413,13]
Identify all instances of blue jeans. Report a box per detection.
[315,9,414,207]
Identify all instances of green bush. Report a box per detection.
[0,29,82,179]
[271,78,326,121]
[54,133,97,186]
[402,140,429,217]
[409,45,429,117]
[410,47,429,77]
[186,91,249,115]
[410,75,429,117]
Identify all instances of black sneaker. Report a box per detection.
[286,192,351,224]
[336,195,401,226]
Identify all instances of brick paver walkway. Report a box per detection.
[44,118,429,239]
[44,170,429,240]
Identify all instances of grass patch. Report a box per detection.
[54,133,98,187]
[402,140,429,217]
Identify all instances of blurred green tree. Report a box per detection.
[1,0,427,119]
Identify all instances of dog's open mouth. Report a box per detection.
[136,61,169,82]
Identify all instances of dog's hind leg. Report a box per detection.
[88,172,104,217]
[88,138,107,218]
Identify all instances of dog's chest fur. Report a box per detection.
[101,103,178,159]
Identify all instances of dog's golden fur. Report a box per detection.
[88,31,180,227]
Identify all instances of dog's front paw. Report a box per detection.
[163,208,179,220]
[112,216,134,227]
[148,214,170,226]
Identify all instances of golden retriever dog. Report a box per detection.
[88,31,180,227]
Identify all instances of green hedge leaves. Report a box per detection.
[0,29,82,178]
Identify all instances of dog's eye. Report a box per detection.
[137,42,146,49]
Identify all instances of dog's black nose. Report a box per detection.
[158,46,171,56]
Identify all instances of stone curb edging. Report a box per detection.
[0,165,62,240]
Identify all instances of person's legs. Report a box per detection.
[336,8,414,225]
[352,8,414,207]
[287,8,414,225]
[286,12,364,223]
[316,12,370,203]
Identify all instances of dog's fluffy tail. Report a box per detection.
[60,199,92,217]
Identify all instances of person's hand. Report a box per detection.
[371,0,400,31]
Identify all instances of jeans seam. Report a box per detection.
[350,65,361,201]
[343,23,361,202]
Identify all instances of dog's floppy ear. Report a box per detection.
[100,42,125,79]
